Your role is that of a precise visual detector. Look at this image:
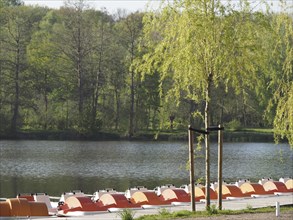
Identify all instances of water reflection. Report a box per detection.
[0,140,292,197]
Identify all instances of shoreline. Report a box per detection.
[0,130,277,142]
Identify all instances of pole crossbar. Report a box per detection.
[188,127,209,135]
[207,126,224,131]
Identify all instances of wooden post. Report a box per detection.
[188,125,196,212]
[205,132,210,208]
[217,124,223,210]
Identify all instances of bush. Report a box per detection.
[117,209,135,220]
[226,119,242,130]
[173,210,193,217]
[206,204,218,215]
[158,208,171,216]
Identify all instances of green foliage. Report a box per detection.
[206,204,218,215]
[0,5,48,133]
[117,209,135,220]
[274,84,293,147]
[246,204,253,210]
[158,208,170,216]
[136,205,293,220]
[0,0,23,7]
[137,0,273,136]
[196,177,205,185]
[226,119,242,131]
[0,1,291,146]
[269,9,293,147]
[172,210,193,217]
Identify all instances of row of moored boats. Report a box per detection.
[0,177,292,217]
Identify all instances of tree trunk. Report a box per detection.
[11,45,20,134]
[114,88,120,130]
[205,73,212,208]
[189,100,196,127]
[128,71,134,137]
[128,43,135,137]
[77,13,83,123]
[91,15,106,131]
[44,88,48,130]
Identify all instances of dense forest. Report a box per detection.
[0,0,292,145]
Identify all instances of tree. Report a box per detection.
[0,0,23,7]
[116,11,144,137]
[269,5,293,147]
[51,0,107,130]
[27,10,59,130]
[0,6,46,133]
[86,9,114,131]
[137,0,271,207]
[106,25,127,130]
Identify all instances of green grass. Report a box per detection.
[240,128,273,133]
[135,205,293,220]
[2,127,275,142]
[118,209,136,220]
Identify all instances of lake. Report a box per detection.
[0,140,292,198]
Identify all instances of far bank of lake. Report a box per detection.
[0,129,278,142]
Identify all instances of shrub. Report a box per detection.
[173,210,193,217]
[246,204,253,210]
[158,208,171,216]
[117,209,135,220]
[226,119,242,131]
[206,204,218,215]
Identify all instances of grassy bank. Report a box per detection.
[133,128,275,142]
[0,128,278,143]
[131,205,293,220]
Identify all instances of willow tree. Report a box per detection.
[138,0,270,207]
[270,7,293,147]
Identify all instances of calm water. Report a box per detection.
[0,140,292,198]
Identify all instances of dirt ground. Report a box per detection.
[173,210,293,219]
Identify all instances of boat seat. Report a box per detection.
[0,201,11,216]
[125,186,148,199]
[60,191,85,202]
[161,188,191,203]
[216,185,249,199]
[155,184,176,196]
[2,198,49,217]
[258,178,273,185]
[29,201,49,216]
[98,193,140,208]
[130,191,170,206]
[33,193,57,213]
[17,194,34,201]
[240,183,273,196]
[92,189,117,201]
[284,179,293,190]
[263,181,293,193]
[194,187,217,201]
[59,196,107,214]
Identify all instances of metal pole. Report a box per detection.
[188,125,196,212]
[217,124,223,210]
[276,202,280,217]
